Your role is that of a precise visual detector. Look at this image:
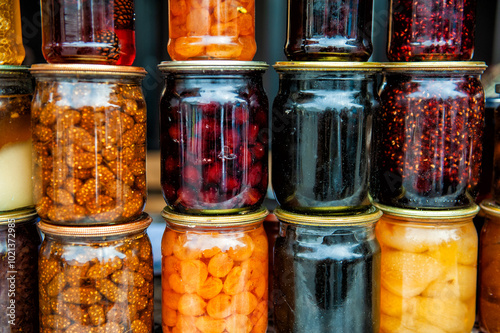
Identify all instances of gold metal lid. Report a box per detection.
[374,202,479,221]
[30,64,147,77]
[480,200,500,218]
[0,208,38,225]
[0,65,30,73]
[273,206,382,226]
[158,61,269,72]
[273,61,383,72]
[382,61,487,73]
[162,207,269,227]
[38,213,152,237]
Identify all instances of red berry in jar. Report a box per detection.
[159,61,269,214]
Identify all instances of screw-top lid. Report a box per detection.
[375,203,479,221]
[38,214,152,237]
[0,208,38,225]
[30,64,147,77]
[162,207,268,227]
[273,61,382,72]
[273,206,382,226]
[382,61,487,73]
[158,61,268,73]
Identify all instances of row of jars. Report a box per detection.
[1,0,477,65]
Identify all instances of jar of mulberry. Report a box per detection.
[0,0,25,65]
[168,0,256,60]
[0,210,40,332]
[31,64,147,225]
[375,204,478,333]
[273,206,382,333]
[478,200,500,332]
[285,0,373,61]
[41,0,136,65]
[159,61,268,215]
[387,0,476,61]
[371,62,486,209]
[273,62,381,214]
[161,207,269,333]
[0,66,34,214]
[38,214,153,333]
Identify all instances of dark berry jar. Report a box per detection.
[272,62,381,214]
[387,0,476,61]
[273,207,382,333]
[159,61,269,215]
[41,0,135,65]
[371,62,486,209]
[285,0,373,61]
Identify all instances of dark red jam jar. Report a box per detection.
[285,0,373,61]
[41,0,136,65]
[387,0,476,61]
[159,61,269,215]
[371,62,486,209]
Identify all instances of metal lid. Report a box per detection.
[162,206,269,227]
[374,202,479,221]
[382,61,487,73]
[0,208,38,225]
[273,206,382,226]
[0,65,30,73]
[158,61,269,73]
[38,213,152,237]
[30,64,147,77]
[273,61,383,72]
[480,200,500,218]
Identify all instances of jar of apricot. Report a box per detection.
[478,200,500,333]
[161,207,269,333]
[376,204,479,333]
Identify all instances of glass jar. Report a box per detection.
[38,214,153,332]
[0,210,40,332]
[387,0,476,61]
[161,207,269,333]
[285,0,373,61]
[478,200,500,333]
[376,204,478,333]
[0,66,34,213]
[493,85,500,204]
[159,61,269,215]
[0,0,25,65]
[31,64,147,225]
[272,207,382,333]
[371,62,486,209]
[41,0,136,65]
[168,0,256,60]
[272,62,381,214]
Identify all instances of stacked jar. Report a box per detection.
[372,1,484,332]
[271,1,384,332]
[0,3,42,332]
[160,1,270,332]
[33,2,155,332]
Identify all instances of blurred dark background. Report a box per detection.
[20,0,500,151]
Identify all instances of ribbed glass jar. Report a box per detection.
[161,207,269,333]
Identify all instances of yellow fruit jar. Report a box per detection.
[479,200,500,333]
[0,0,25,65]
[38,215,154,332]
[161,207,269,333]
[376,204,479,333]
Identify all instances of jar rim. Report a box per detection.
[161,206,268,226]
[480,200,500,218]
[30,64,147,77]
[273,206,382,226]
[38,213,152,237]
[158,61,269,73]
[0,65,30,74]
[382,61,487,73]
[273,61,383,72]
[374,203,479,221]
[0,208,38,225]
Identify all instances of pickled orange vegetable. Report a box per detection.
[377,216,477,333]
[162,224,268,333]
[168,0,256,60]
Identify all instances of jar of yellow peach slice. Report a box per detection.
[161,207,268,333]
[375,204,479,333]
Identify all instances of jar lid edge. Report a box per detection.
[382,61,487,72]
[158,61,269,72]
[273,206,382,225]
[0,208,38,225]
[374,203,480,220]
[30,64,147,76]
[161,207,269,226]
[480,200,500,217]
[273,61,383,71]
